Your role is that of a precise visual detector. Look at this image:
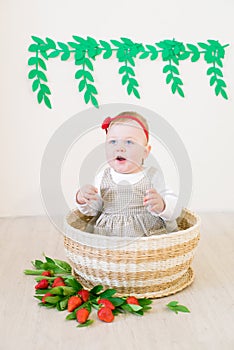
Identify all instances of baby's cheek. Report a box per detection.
[128,150,143,163]
[106,149,114,161]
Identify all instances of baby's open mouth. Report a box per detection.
[116,156,126,161]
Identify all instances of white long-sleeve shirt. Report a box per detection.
[76,166,181,232]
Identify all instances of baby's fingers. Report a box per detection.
[143,192,158,203]
[148,204,162,213]
[144,198,157,205]
[84,185,98,193]
[85,193,99,201]
[146,188,158,195]
[78,185,99,202]
[84,189,97,196]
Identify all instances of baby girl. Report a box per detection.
[75,111,181,237]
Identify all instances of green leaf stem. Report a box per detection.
[98,288,117,299]
[198,40,228,99]
[89,285,103,295]
[112,38,141,99]
[75,51,98,107]
[163,60,184,97]
[27,44,52,109]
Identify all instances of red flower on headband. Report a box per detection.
[101,117,112,132]
[101,115,149,141]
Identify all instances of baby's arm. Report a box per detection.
[143,170,181,221]
[76,171,104,216]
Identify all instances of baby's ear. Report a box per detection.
[146,144,151,155]
[143,144,151,160]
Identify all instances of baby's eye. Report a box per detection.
[109,140,117,145]
[125,140,134,145]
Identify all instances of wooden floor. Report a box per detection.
[0,213,234,350]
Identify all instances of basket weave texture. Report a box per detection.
[64,208,200,298]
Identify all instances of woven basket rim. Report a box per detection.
[64,207,201,243]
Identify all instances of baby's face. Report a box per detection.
[105,121,151,174]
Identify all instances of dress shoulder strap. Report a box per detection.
[146,166,157,180]
[100,167,112,187]
[103,167,111,176]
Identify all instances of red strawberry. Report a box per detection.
[98,298,115,310]
[53,281,65,287]
[35,279,49,290]
[52,277,65,287]
[97,307,114,323]
[78,289,90,302]
[126,296,139,305]
[67,296,83,312]
[42,270,52,277]
[53,277,63,283]
[76,308,90,324]
[42,292,53,304]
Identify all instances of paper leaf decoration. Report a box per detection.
[27,36,229,109]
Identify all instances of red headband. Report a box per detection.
[101,115,149,141]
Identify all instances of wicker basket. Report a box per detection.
[63,208,200,298]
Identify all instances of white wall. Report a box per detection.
[0,0,234,217]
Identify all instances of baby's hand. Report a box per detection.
[76,185,99,204]
[143,188,165,213]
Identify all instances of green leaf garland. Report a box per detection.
[28,36,229,109]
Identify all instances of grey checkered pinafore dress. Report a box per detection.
[92,167,167,237]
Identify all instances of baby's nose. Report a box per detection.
[116,140,126,151]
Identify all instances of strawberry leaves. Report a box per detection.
[77,319,94,328]
[24,255,71,276]
[25,255,191,328]
[24,254,153,327]
[166,301,190,314]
